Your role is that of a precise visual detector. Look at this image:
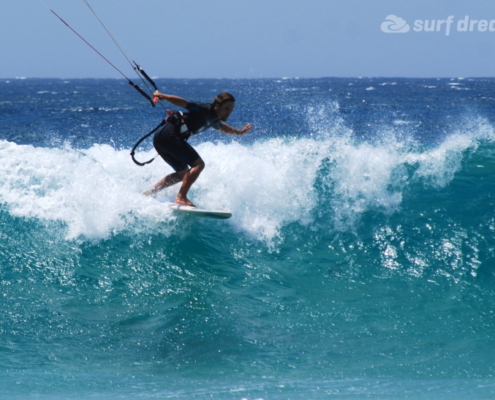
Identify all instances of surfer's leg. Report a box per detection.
[146,129,202,203]
[145,129,195,196]
[143,168,188,196]
[175,157,205,207]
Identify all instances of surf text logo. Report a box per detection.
[381,15,495,36]
[381,15,410,33]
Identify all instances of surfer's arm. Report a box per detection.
[219,123,252,136]
[152,91,188,108]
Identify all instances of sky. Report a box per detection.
[1,0,495,79]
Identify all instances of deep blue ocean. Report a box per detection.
[1,77,495,399]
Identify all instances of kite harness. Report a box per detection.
[130,110,187,166]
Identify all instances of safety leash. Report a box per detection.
[130,119,167,166]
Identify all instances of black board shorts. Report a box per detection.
[153,123,200,172]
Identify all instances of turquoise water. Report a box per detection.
[1,78,495,399]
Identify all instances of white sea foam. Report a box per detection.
[309,113,495,232]
[0,141,174,240]
[0,137,326,243]
[0,115,493,242]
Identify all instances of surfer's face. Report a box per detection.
[215,101,235,122]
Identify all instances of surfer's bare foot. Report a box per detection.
[143,188,156,197]
[175,196,195,207]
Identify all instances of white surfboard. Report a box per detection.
[162,201,232,220]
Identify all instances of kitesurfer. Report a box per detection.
[144,91,252,207]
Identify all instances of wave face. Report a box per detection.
[1,78,495,399]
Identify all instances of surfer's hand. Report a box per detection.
[152,92,160,104]
[240,124,252,135]
[219,123,252,136]
[152,90,162,104]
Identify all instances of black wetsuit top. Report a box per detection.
[153,101,223,172]
[182,102,223,137]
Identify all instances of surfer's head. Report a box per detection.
[213,92,235,121]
